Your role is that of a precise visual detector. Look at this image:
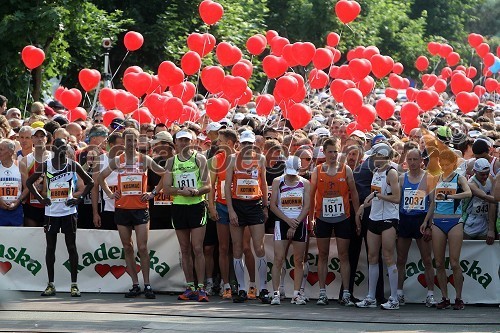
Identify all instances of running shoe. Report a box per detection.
[233,290,248,303]
[453,298,465,310]
[144,285,156,299]
[299,289,309,302]
[205,282,214,296]
[356,297,377,308]
[271,293,281,305]
[70,285,81,297]
[41,283,56,297]
[259,289,271,304]
[291,294,307,305]
[178,288,197,301]
[381,297,400,310]
[425,295,437,308]
[247,286,257,300]
[340,293,355,307]
[436,297,451,309]
[279,286,286,300]
[198,288,209,302]
[397,294,406,306]
[222,288,232,300]
[125,285,141,298]
[316,294,329,306]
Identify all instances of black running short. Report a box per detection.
[315,218,352,239]
[232,199,264,227]
[114,208,150,227]
[398,213,426,239]
[171,202,207,230]
[274,219,308,242]
[203,218,218,246]
[368,218,398,235]
[44,214,78,234]
[23,203,44,227]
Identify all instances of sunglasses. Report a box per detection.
[265,137,276,141]
[94,119,103,123]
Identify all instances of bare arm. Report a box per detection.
[26,162,48,205]
[98,156,118,199]
[469,181,496,203]
[195,153,211,196]
[450,175,472,200]
[377,169,400,204]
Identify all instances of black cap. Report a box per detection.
[48,100,65,110]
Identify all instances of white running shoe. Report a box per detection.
[397,294,406,306]
[316,294,329,306]
[279,286,286,300]
[299,290,310,302]
[340,293,355,306]
[425,294,437,307]
[381,297,400,310]
[291,294,307,305]
[271,293,281,305]
[356,296,377,308]
[205,282,214,296]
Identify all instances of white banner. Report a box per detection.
[0,228,498,304]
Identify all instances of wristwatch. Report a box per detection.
[151,189,158,196]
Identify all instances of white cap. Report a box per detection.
[473,158,490,172]
[175,130,193,140]
[350,130,366,140]
[31,127,47,136]
[233,113,245,122]
[239,130,256,143]
[220,118,234,127]
[314,127,330,137]
[285,156,301,175]
[369,143,392,157]
[206,122,224,133]
[468,130,481,138]
[313,114,326,123]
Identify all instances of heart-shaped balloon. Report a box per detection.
[342,88,363,115]
[123,72,152,97]
[78,69,101,92]
[262,55,288,79]
[375,98,395,120]
[21,45,45,70]
[455,91,479,113]
[170,82,196,104]
[312,48,334,70]
[309,69,329,90]
[384,88,398,100]
[291,42,316,67]
[222,75,247,100]
[216,42,242,67]
[348,58,372,82]
[163,97,183,121]
[201,66,225,93]
[181,51,202,76]
[416,90,439,111]
[330,79,355,102]
[158,61,185,87]
[335,0,361,24]
[255,94,275,116]
[59,88,82,110]
[114,90,139,114]
[205,98,231,121]
[187,33,216,57]
[246,34,267,56]
[99,88,117,110]
[199,0,224,25]
[370,55,394,79]
[288,103,312,129]
[231,60,253,80]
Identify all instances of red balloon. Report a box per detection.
[270,36,290,57]
[375,98,395,120]
[54,86,65,102]
[201,66,225,93]
[415,56,429,72]
[475,43,490,58]
[348,58,372,82]
[342,88,363,115]
[158,61,184,87]
[357,104,376,126]
[181,51,202,75]
[422,74,437,88]
[114,90,139,114]
[78,69,101,92]
[450,72,473,95]
[456,91,479,113]
[427,42,441,56]
[440,67,452,79]
[124,31,144,52]
[282,44,300,67]
[400,102,419,123]
[474,85,486,98]
[231,60,253,80]
[385,88,398,100]
[392,62,404,75]
[60,88,82,110]
[313,48,334,70]
[21,45,45,70]
[402,117,420,135]
[246,34,267,56]
[370,55,394,79]
[255,94,275,116]
[199,0,224,25]
[206,98,231,121]
[388,73,404,89]
[266,30,279,45]
[187,33,216,57]
[356,75,374,96]
[433,79,447,93]
[262,55,288,79]
[292,42,316,67]
[288,104,312,129]
[406,87,419,102]
[132,107,154,124]
[99,88,116,110]
[416,90,439,111]
[275,76,299,99]
[103,110,124,127]
[170,82,196,104]
[145,93,168,117]
[329,47,342,63]
[329,79,355,102]
[67,107,87,122]
[223,75,247,100]
[216,42,242,67]
[446,52,461,67]
[483,53,495,67]
[362,46,380,60]
[438,44,453,58]
[236,87,253,106]
[309,69,329,90]
[484,78,499,93]
[465,66,477,79]
[163,97,183,121]
[335,0,361,24]
[347,46,365,61]
[146,75,167,95]
[290,84,306,103]
[326,32,340,47]
[123,72,152,97]
[468,33,483,48]
[124,66,143,76]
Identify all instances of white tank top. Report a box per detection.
[0,160,22,204]
[45,159,77,217]
[100,154,119,212]
[277,175,305,219]
[369,168,399,221]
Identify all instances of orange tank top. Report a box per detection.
[231,152,262,201]
[314,163,351,219]
[215,151,228,205]
[115,154,148,210]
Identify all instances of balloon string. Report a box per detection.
[111,51,129,81]
[23,72,32,119]
[431,58,442,75]
[84,92,92,108]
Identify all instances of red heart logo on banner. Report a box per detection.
[289,269,295,280]
[417,273,428,288]
[434,276,441,290]
[325,272,336,285]
[306,271,319,286]
[110,265,126,279]
[94,264,111,278]
[448,274,455,287]
[126,264,142,277]
[0,261,12,275]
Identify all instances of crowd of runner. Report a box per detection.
[0,92,499,310]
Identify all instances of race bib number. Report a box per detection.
[49,181,69,203]
[267,185,272,203]
[176,172,197,189]
[280,190,303,211]
[236,179,259,199]
[403,189,426,211]
[0,181,19,202]
[472,201,488,216]
[104,185,118,200]
[322,197,344,218]
[154,190,172,206]
[120,175,143,196]
[436,181,456,203]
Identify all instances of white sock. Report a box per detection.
[224,283,231,290]
[427,290,434,297]
[388,265,398,300]
[368,264,379,300]
[293,290,299,297]
[301,261,309,290]
[397,289,404,296]
[256,256,268,290]
[233,258,246,292]
[280,265,286,288]
[343,289,350,297]
[319,288,327,296]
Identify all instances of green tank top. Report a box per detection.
[172,152,204,205]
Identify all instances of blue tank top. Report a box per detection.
[435,173,463,215]
[400,172,430,216]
